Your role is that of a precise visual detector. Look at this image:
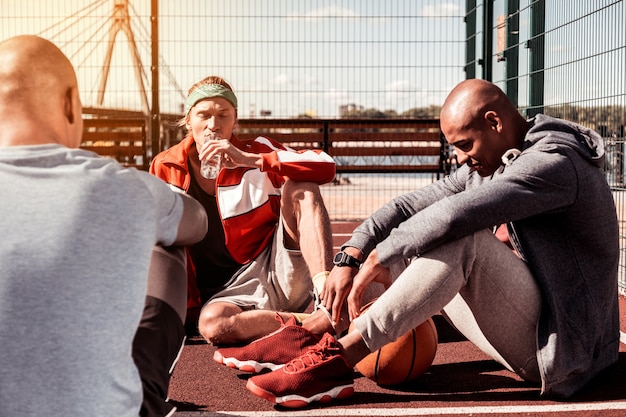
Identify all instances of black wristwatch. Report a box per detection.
[333,251,362,269]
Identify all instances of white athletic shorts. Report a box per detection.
[205,217,313,313]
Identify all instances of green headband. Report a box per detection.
[183,83,238,117]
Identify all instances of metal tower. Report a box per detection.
[97,0,150,114]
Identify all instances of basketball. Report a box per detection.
[349,302,438,386]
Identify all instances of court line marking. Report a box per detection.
[620,330,626,345]
[202,401,626,416]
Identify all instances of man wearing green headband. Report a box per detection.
[183,83,239,118]
[150,76,338,350]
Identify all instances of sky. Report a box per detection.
[0,0,466,117]
[2,1,621,117]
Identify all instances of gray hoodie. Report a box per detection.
[345,114,620,398]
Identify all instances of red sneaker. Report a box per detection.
[246,333,355,408]
[213,314,320,373]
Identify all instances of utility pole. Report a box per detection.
[151,0,160,158]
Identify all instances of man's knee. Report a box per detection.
[197,303,240,345]
[282,180,325,211]
[282,180,330,227]
[281,180,330,243]
[197,307,222,343]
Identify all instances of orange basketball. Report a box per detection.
[349,303,438,386]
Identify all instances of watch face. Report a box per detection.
[333,251,360,268]
[333,252,345,264]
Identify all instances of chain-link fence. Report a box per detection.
[1,0,623,292]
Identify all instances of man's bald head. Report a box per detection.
[440,79,517,131]
[0,35,82,147]
[439,79,529,176]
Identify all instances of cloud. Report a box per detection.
[387,79,419,92]
[420,3,462,18]
[324,88,351,102]
[286,5,360,21]
[269,73,292,86]
[303,75,320,86]
[301,88,349,100]
[269,73,320,90]
[385,79,420,103]
[383,80,445,112]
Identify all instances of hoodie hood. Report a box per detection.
[524,114,605,169]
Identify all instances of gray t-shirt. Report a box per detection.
[0,144,183,416]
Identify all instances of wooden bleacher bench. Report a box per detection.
[79,116,449,176]
[81,118,147,170]
[327,119,443,174]
[236,118,448,175]
[331,220,362,252]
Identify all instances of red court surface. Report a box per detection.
[168,295,626,417]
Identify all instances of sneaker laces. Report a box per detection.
[311,288,337,332]
[284,336,340,372]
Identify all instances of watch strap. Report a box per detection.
[333,251,362,269]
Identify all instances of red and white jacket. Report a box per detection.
[150,134,336,308]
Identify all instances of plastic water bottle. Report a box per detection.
[200,133,222,179]
[200,152,221,179]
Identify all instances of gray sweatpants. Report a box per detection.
[352,229,542,383]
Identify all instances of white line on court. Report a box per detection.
[620,330,626,345]
[182,401,626,416]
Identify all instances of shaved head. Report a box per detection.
[0,35,82,147]
[440,79,529,176]
[440,79,516,131]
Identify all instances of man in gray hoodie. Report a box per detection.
[238,79,620,408]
